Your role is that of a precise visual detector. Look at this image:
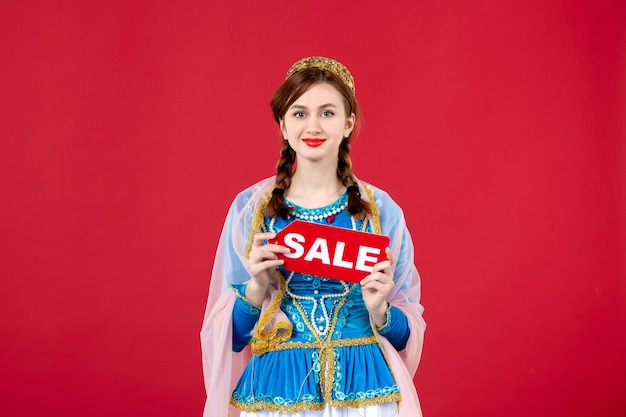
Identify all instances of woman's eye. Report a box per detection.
[293,111,306,118]
[321,110,334,117]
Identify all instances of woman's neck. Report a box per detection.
[286,162,345,209]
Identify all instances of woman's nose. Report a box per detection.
[306,116,321,134]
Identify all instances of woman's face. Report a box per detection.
[280,82,355,165]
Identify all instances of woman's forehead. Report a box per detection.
[290,83,344,107]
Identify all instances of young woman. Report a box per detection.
[201,57,426,417]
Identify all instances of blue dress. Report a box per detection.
[229,193,410,413]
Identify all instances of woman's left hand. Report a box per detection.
[360,248,395,327]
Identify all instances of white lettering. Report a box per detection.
[355,246,381,272]
[304,237,331,264]
[332,241,354,269]
[283,233,305,258]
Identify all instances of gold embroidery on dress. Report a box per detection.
[246,187,274,256]
[263,335,379,352]
[231,393,402,412]
[362,184,381,235]
[231,286,262,310]
[247,187,293,356]
[250,270,292,356]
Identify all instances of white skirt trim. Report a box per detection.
[240,402,398,417]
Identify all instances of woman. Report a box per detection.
[201,56,426,417]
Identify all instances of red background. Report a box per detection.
[1,1,625,416]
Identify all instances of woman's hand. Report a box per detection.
[360,248,395,327]
[246,232,289,306]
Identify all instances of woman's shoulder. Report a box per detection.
[230,176,276,208]
[357,179,402,212]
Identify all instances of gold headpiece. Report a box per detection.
[286,56,355,93]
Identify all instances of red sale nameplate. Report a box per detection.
[269,220,390,283]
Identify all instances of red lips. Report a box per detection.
[302,138,325,147]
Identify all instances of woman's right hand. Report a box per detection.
[245,232,289,306]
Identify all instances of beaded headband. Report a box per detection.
[286,56,355,93]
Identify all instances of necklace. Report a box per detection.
[292,202,346,222]
[285,271,351,337]
[269,191,356,232]
[285,192,349,224]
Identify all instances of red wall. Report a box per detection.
[1,1,624,416]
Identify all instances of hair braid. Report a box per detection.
[338,139,372,219]
[266,141,296,219]
[337,138,353,185]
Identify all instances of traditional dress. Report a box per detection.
[201,177,426,417]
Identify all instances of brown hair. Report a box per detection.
[266,67,372,219]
